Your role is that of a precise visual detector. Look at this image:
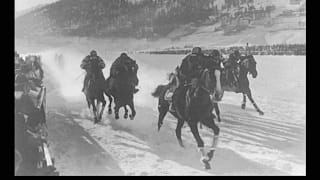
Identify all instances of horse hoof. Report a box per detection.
[124,114,128,119]
[178,141,185,148]
[201,158,211,170]
[108,110,112,115]
[241,104,246,109]
[129,115,134,120]
[259,111,264,115]
[207,150,215,161]
[115,115,119,119]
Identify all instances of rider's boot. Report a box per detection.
[82,76,88,92]
[169,102,175,112]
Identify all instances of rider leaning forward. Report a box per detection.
[81,50,106,92]
[169,47,221,112]
[107,52,139,93]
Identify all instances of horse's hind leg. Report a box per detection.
[246,89,264,115]
[241,93,246,110]
[124,106,128,119]
[175,118,185,148]
[157,101,169,131]
[201,113,220,163]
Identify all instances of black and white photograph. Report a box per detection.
[14,0,306,176]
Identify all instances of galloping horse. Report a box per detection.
[152,65,223,169]
[83,61,107,124]
[106,64,137,120]
[220,54,264,115]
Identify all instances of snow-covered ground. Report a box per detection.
[24,46,305,175]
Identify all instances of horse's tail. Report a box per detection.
[151,85,166,98]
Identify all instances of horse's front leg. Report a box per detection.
[187,120,209,169]
[214,103,221,122]
[201,113,220,163]
[128,100,136,120]
[241,93,246,110]
[99,100,106,121]
[124,105,128,119]
[247,90,264,115]
[96,100,100,118]
[92,102,98,124]
[106,93,113,115]
[114,99,120,120]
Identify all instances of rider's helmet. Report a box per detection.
[15,51,20,64]
[191,47,202,55]
[120,52,128,57]
[234,50,241,58]
[210,49,220,58]
[25,55,36,64]
[90,50,97,56]
[15,51,19,58]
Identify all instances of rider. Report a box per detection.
[81,50,106,92]
[179,47,206,84]
[15,51,25,71]
[209,49,222,64]
[22,55,44,90]
[107,53,139,93]
[170,47,207,112]
[225,50,242,87]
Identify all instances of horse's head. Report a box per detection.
[241,55,257,78]
[189,68,223,102]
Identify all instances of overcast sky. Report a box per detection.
[15,0,58,12]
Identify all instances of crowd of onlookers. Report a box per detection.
[145,44,306,56]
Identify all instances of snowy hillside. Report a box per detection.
[15,0,306,43]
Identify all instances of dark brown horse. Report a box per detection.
[219,54,264,115]
[152,66,223,170]
[83,61,107,124]
[106,64,137,120]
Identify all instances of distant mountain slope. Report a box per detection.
[15,0,220,38]
[15,0,304,43]
[15,4,50,18]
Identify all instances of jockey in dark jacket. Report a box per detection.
[179,47,206,84]
[224,50,242,87]
[107,53,139,93]
[81,50,106,92]
[170,47,208,112]
[23,55,44,89]
[209,49,223,65]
